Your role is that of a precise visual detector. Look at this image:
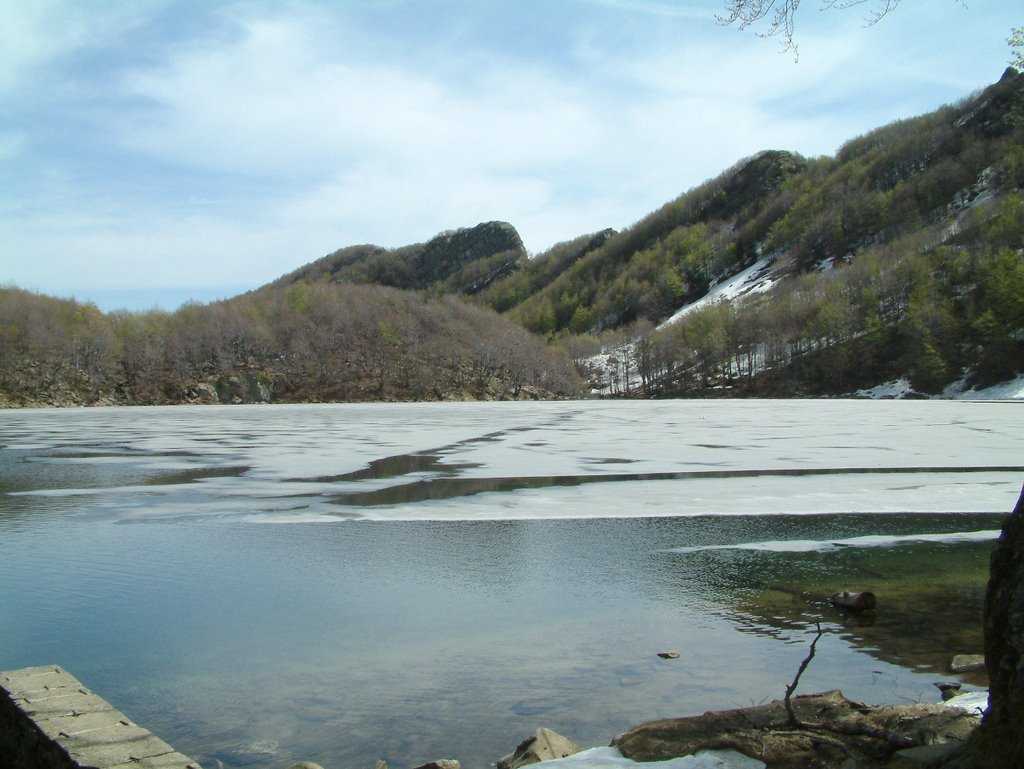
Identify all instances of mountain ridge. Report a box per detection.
[2,69,1022,406]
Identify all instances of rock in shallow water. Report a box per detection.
[829,590,877,611]
[949,654,986,673]
[411,760,461,769]
[498,727,582,769]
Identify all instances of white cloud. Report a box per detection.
[114,10,605,181]
[3,0,1021,310]
[0,0,159,95]
[4,209,310,294]
[571,0,716,20]
[0,0,78,93]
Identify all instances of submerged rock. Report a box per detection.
[829,590,877,612]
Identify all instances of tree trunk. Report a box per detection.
[939,483,1024,767]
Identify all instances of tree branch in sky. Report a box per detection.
[717,0,902,56]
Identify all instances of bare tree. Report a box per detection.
[719,0,906,55]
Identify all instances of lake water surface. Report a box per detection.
[1,400,1022,769]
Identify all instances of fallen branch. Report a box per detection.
[784,621,823,727]
[778,621,928,750]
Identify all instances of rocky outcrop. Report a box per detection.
[414,222,525,292]
[269,221,526,294]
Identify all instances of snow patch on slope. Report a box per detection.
[947,373,1024,400]
[587,255,790,394]
[855,374,1024,400]
[658,255,787,329]
[854,379,916,399]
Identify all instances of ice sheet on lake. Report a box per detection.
[664,529,1001,554]
[2,400,1022,523]
[532,747,764,769]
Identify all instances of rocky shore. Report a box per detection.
[283,688,984,769]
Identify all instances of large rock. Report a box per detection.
[497,727,581,769]
[949,654,985,674]
[411,761,460,769]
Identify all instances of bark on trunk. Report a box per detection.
[940,483,1024,768]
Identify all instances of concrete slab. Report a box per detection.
[1,665,204,769]
[33,711,131,737]
[62,731,176,766]
[19,692,112,718]
[1,667,76,695]
[108,752,203,769]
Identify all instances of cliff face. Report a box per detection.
[413,221,525,291]
[271,221,526,294]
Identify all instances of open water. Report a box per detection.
[1,400,1021,769]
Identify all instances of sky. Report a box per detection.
[1,0,1020,313]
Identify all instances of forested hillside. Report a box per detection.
[2,69,1022,407]
[493,68,1023,397]
[0,282,581,407]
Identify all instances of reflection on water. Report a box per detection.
[0,401,1021,769]
[671,531,997,686]
[0,512,1005,769]
[327,465,1023,507]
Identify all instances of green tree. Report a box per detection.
[1010,26,1024,69]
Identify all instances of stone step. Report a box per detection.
[0,665,203,769]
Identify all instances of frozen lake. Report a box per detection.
[1,400,1021,768]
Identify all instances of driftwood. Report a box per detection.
[829,591,877,611]
[613,622,979,767]
[612,690,979,769]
